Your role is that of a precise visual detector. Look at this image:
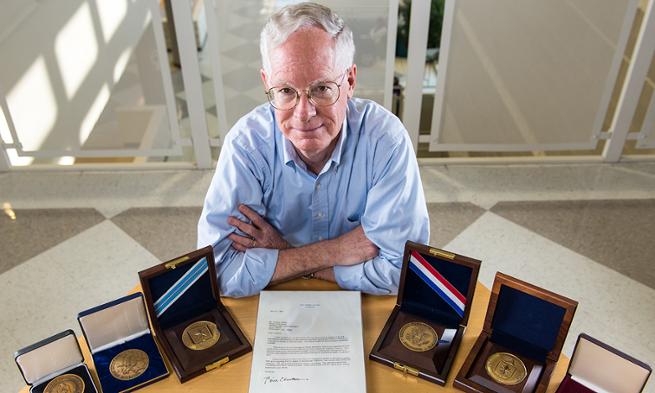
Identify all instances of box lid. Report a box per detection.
[484,272,577,362]
[567,333,651,393]
[14,330,83,385]
[397,241,481,327]
[78,292,151,353]
[139,246,221,330]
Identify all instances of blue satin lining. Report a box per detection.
[92,333,167,393]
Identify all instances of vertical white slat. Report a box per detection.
[148,0,184,152]
[171,0,213,168]
[603,0,655,162]
[636,86,655,148]
[0,145,9,170]
[204,0,229,141]
[384,0,399,111]
[403,0,431,151]
[428,0,455,152]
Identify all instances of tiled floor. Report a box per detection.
[1,162,655,392]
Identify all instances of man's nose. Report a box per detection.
[293,92,316,121]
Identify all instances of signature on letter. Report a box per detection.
[263,376,310,385]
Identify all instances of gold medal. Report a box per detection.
[43,373,85,393]
[182,320,221,351]
[399,322,438,352]
[485,352,528,386]
[110,348,149,381]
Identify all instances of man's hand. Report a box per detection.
[228,204,290,252]
[330,226,379,266]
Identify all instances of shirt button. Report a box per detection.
[316,182,321,189]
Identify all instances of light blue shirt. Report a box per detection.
[198,98,430,297]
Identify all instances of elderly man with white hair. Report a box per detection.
[198,2,429,297]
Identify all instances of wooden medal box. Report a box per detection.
[370,241,481,385]
[455,272,578,393]
[15,330,99,393]
[556,333,651,393]
[139,246,251,382]
[78,293,169,393]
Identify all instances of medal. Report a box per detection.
[43,373,85,393]
[182,320,221,351]
[110,348,149,381]
[399,322,438,352]
[485,352,528,386]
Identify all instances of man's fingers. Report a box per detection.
[239,204,265,227]
[231,242,247,252]
[229,233,253,248]
[228,216,259,238]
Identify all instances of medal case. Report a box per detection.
[15,329,99,393]
[369,241,481,385]
[556,333,651,393]
[77,293,169,393]
[139,246,251,382]
[454,272,577,393]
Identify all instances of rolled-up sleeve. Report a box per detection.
[197,135,277,297]
[333,127,430,294]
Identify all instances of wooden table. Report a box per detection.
[21,279,569,392]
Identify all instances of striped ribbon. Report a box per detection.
[154,258,208,317]
[409,251,466,318]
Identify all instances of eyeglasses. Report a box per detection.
[265,69,349,111]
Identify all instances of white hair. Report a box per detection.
[260,2,355,76]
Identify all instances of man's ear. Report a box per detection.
[261,69,269,90]
[346,64,357,99]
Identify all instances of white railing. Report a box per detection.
[1,0,654,171]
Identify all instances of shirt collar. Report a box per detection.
[281,118,348,170]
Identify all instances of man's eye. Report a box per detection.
[312,84,333,96]
[277,87,295,95]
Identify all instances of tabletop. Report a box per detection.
[20,279,569,392]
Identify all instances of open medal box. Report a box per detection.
[556,333,651,393]
[370,241,481,385]
[455,272,577,393]
[78,293,168,393]
[15,330,99,393]
[139,246,251,382]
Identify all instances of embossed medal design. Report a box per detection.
[485,352,528,385]
[182,320,220,351]
[399,322,438,352]
[43,373,85,393]
[110,348,149,381]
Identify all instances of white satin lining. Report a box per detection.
[16,333,81,385]
[569,337,650,393]
[78,296,150,353]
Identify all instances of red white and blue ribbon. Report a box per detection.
[154,258,208,317]
[409,251,466,318]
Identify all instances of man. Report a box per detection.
[198,2,429,297]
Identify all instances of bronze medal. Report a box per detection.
[398,322,438,352]
[182,320,221,351]
[43,373,85,393]
[485,352,528,386]
[109,348,149,381]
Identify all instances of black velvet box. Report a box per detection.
[15,330,99,393]
[369,241,481,385]
[139,246,251,382]
[556,333,651,393]
[455,272,578,393]
[78,293,169,393]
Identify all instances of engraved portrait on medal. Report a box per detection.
[398,322,438,352]
[43,373,85,393]
[182,320,221,351]
[110,348,150,381]
[485,352,527,385]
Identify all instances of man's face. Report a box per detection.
[262,26,356,161]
